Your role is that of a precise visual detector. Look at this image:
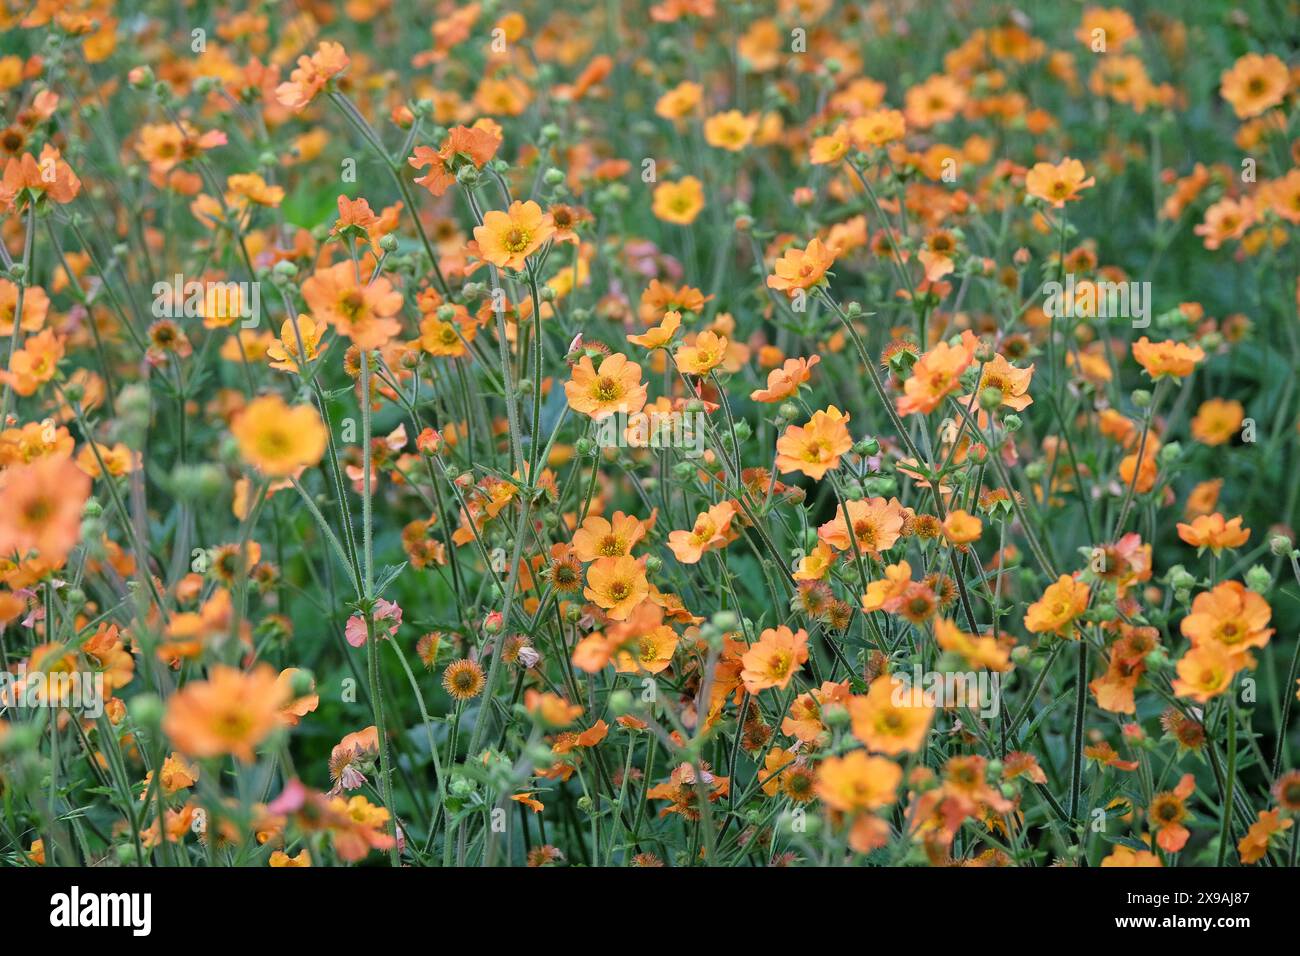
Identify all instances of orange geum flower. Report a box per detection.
[0,327,63,396]
[1076,7,1138,50]
[849,674,934,755]
[815,750,902,812]
[1190,398,1244,445]
[1023,574,1090,637]
[667,501,737,564]
[473,200,554,271]
[849,109,906,147]
[1194,197,1255,250]
[1132,336,1205,379]
[225,172,284,210]
[934,617,1012,672]
[654,81,702,121]
[740,625,809,693]
[674,330,728,376]
[564,352,648,420]
[1025,157,1095,208]
[1176,513,1250,554]
[1171,642,1236,702]
[232,394,328,477]
[703,110,758,151]
[583,555,650,621]
[0,278,48,335]
[2,144,81,206]
[861,559,915,613]
[408,122,502,197]
[775,405,852,480]
[751,355,820,403]
[524,689,583,727]
[275,41,350,112]
[651,176,704,225]
[782,680,851,742]
[267,315,326,373]
[809,126,851,165]
[162,663,287,763]
[1238,809,1292,864]
[818,497,906,556]
[964,353,1035,412]
[571,510,648,562]
[0,455,91,565]
[904,74,967,129]
[627,309,681,349]
[301,261,404,351]
[1179,580,1273,660]
[766,238,835,296]
[614,624,679,675]
[941,509,982,545]
[794,541,836,581]
[896,331,978,416]
[1147,773,1196,853]
[1219,52,1289,119]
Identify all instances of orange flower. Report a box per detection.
[1194,198,1255,250]
[934,617,1012,672]
[1219,52,1289,118]
[941,509,982,545]
[408,122,502,197]
[563,352,648,419]
[1100,845,1162,867]
[162,663,287,763]
[1,331,59,402]
[1025,157,1095,208]
[667,501,737,564]
[766,238,835,295]
[904,74,967,129]
[1147,773,1195,853]
[775,405,852,480]
[0,455,91,565]
[473,200,554,271]
[703,110,758,151]
[651,177,704,225]
[275,41,350,112]
[849,109,906,147]
[861,560,915,613]
[818,497,906,556]
[896,332,978,416]
[1176,513,1250,554]
[583,555,649,620]
[2,145,82,206]
[1076,7,1138,50]
[1023,574,1090,637]
[1238,809,1292,864]
[1171,642,1236,702]
[571,510,649,563]
[267,316,326,373]
[815,750,901,811]
[740,625,809,693]
[655,81,702,120]
[1179,580,1273,660]
[614,624,679,675]
[232,394,328,477]
[1189,398,1244,445]
[627,309,681,349]
[0,279,48,335]
[301,261,404,350]
[674,330,729,377]
[750,355,820,402]
[964,353,1034,412]
[849,675,934,755]
[1131,336,1205,379]
[809,127,850,165]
